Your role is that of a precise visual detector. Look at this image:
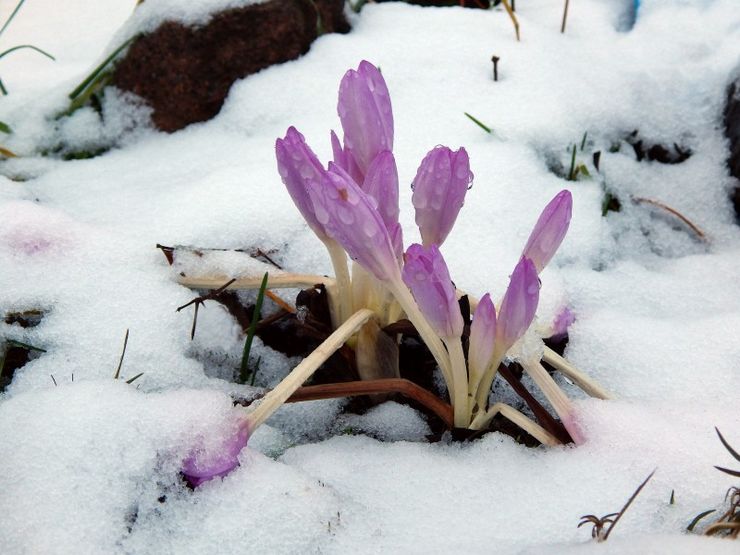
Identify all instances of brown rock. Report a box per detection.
[112,0,349,132]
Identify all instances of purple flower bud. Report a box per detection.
[412,146,473,247]
[307,163,399,282]
[521,190,572,273]
[402,243,463,339]
[469,293,497,377]
[275,127,328,239]
[182,419,251,487]
[337,61,394,180]
[550,306,575,340]
[330,129,363,185]
[363,150,400,231]
[496,257,540,353]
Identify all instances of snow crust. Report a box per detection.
[1,0,739,553]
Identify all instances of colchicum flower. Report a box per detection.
[178,60,608,487]
[495,257,540,356]
[182,418,251,487]
[275,126,329,240]
[468,293,497,382]
[335,60,394,183]
[307,163,400,283]
[412,146,473,247]
[521,189,572,273]
[402,243,463,340]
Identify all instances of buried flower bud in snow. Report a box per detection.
[308,163,400,282]
[182,418,251,487]
[335,60,394,181]
[412,146,473,248]
[402,243,463,340]
[521,189,572,273]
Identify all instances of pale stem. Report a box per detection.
[468,402,561,446]
[542,347,613,400]
[246,309,374,430]
[325,239,353,326]
[521,358,585,444]
[472,349,505,422]
[443,337,471,428]
[178,274,335,291]
[386,279,454,399]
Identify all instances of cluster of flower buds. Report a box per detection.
[183,61,600,486]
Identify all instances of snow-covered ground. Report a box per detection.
[1,0,738,552]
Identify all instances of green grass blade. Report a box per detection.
[0,121,11,134]
[686,509,715,532]
[239,272,268,384]
[125,372,144,385]
[0,0,26,38]
[69,36,136,100]
[580,131,588,151]
[464,112,492,134]
[0,44,55,62]
[7,339,46,352]
[567,144,577,180]
[0,78,7,95]
[715,427,740,462]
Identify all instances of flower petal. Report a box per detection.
[521,190,572,273]
[496,257,540,354]
[402,243,463,339]
[412,146,473,247]
[337,61,394,180]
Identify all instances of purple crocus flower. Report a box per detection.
[521,190,572,273]
[275,127,329,239]
[411,146,473,247]
[307,163,400,282]
[496,257,540,353]
[468,293,497,377]
[402,243,463,339]
[335,61,393,181]
[182,420,251,487]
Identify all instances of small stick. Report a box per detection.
[561,0,570,33]
[491,55,500,81]
[500,0,520,41]
[246,309,374,429]
[286,379,454,428]
[632,196,708,242]
[542,347,613,400]
[264,290,295,314]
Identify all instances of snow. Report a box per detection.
[1,0,739,553]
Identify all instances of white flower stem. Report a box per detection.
[443,337,471,428]
[325,239,353,326]
[472,350,505,422]
[468,402,561,446]
[387,279,454,399]
[521,358,584,444]
[542,347,612,400]
[178,273,335,291]
[246,309,374,430]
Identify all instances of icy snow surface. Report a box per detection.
[1,0,739,553]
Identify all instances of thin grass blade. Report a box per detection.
[239,272,268,383]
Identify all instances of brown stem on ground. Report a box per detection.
[286,378,454,428]
[631,196,708,242]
